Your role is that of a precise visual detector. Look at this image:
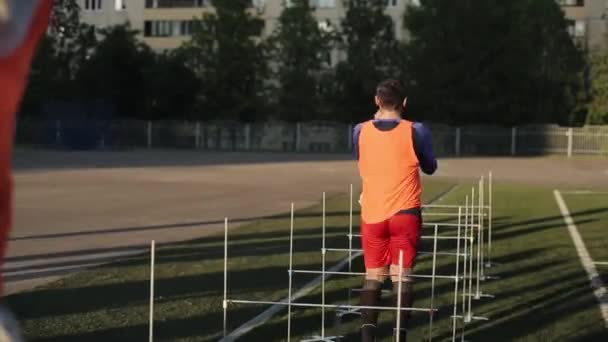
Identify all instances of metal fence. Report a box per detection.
[15,119,608,157]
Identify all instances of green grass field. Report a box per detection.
[7,179,608,341]
[562,193,608,271]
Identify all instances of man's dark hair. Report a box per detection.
[376,79,406,111]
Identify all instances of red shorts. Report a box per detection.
[361,213,422,269]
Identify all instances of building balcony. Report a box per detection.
[142,36,190,51]
[144,7,214,21]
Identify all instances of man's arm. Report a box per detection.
[412,122,438,175]
[352,123,363,160]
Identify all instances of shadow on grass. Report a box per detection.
[9,221,359,319]
[6,215,459,285]
[5,222,355,283]
[9,210,362,243]
[10,204,608,341]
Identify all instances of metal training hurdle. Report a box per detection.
[200,172,498,341]
[149,172,497,342]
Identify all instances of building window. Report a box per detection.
[574,20,586,37]
[145,0,209,8]
[144,21,152,36]
[114,0,126,10]
[251,0,265,9]
[385,0,398,7]
[318,19,334,33]
[558,0,585,6]
[346,0,398,7]
[84,0,103,10]
[150,21,172,37]
[567,19,586,38]
[144,20,196,37]
[314,0,336,8]
[180,20,194,36]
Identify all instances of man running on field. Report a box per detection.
[353,79,437,341]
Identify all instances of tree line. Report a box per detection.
[21,0,608,126]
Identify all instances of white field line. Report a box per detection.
[554,190,608,328]
[560,190,608,195]
[220,252,362,341]
[222,184,460,341]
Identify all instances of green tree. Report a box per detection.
[266,0,337,121]
[46,0,97,92]
[587,48,608,124]
[404,0,586,125]
[76,25,156,118]
[143,51,201,120]
[23,0,97,115]
[179,0,267,121]
[333,0,404,123]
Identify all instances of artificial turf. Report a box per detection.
[7,179,608,341]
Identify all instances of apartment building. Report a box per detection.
[77,1,607,53]
[77,0,416,51]
[559,0,608,51]
[79,0,143,32]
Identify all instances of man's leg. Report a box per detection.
[389,266,414,340]
[360,219,390,342]
[388,213,421,340]
[360,267,387,342]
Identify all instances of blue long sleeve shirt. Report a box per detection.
[352,119,438,175]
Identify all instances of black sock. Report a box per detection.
[360,280,382,342]
[393,281,413,338]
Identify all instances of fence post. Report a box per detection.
[347,123,353,152]
[295,122,301,152]
[511,126,517,156]
[455,127,461,156]
[567,127,573,158]
[147,121,152,148]
[244,123,251,150]
[195,122,201,148]
[55,120,62,145]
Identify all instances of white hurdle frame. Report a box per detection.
[452,207,462,342]
[476,180,483,299]
[302,192,341,342]
[307,212,469,341]
[461,195,470,326]
[467,188,475,317]
[396,250,405,342]
[223,206,444,341]
[149,240,155,342]
[222,219,228,338]
[424,171,496,273]
[222,183,494,341]
[287,204,295,341]
[429,224,439,341]
[321,192,327,340]
[486,171,496,268]
[475,179,495,299]
[336,184,362,319]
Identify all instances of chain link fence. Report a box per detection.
[15,119,608,157]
